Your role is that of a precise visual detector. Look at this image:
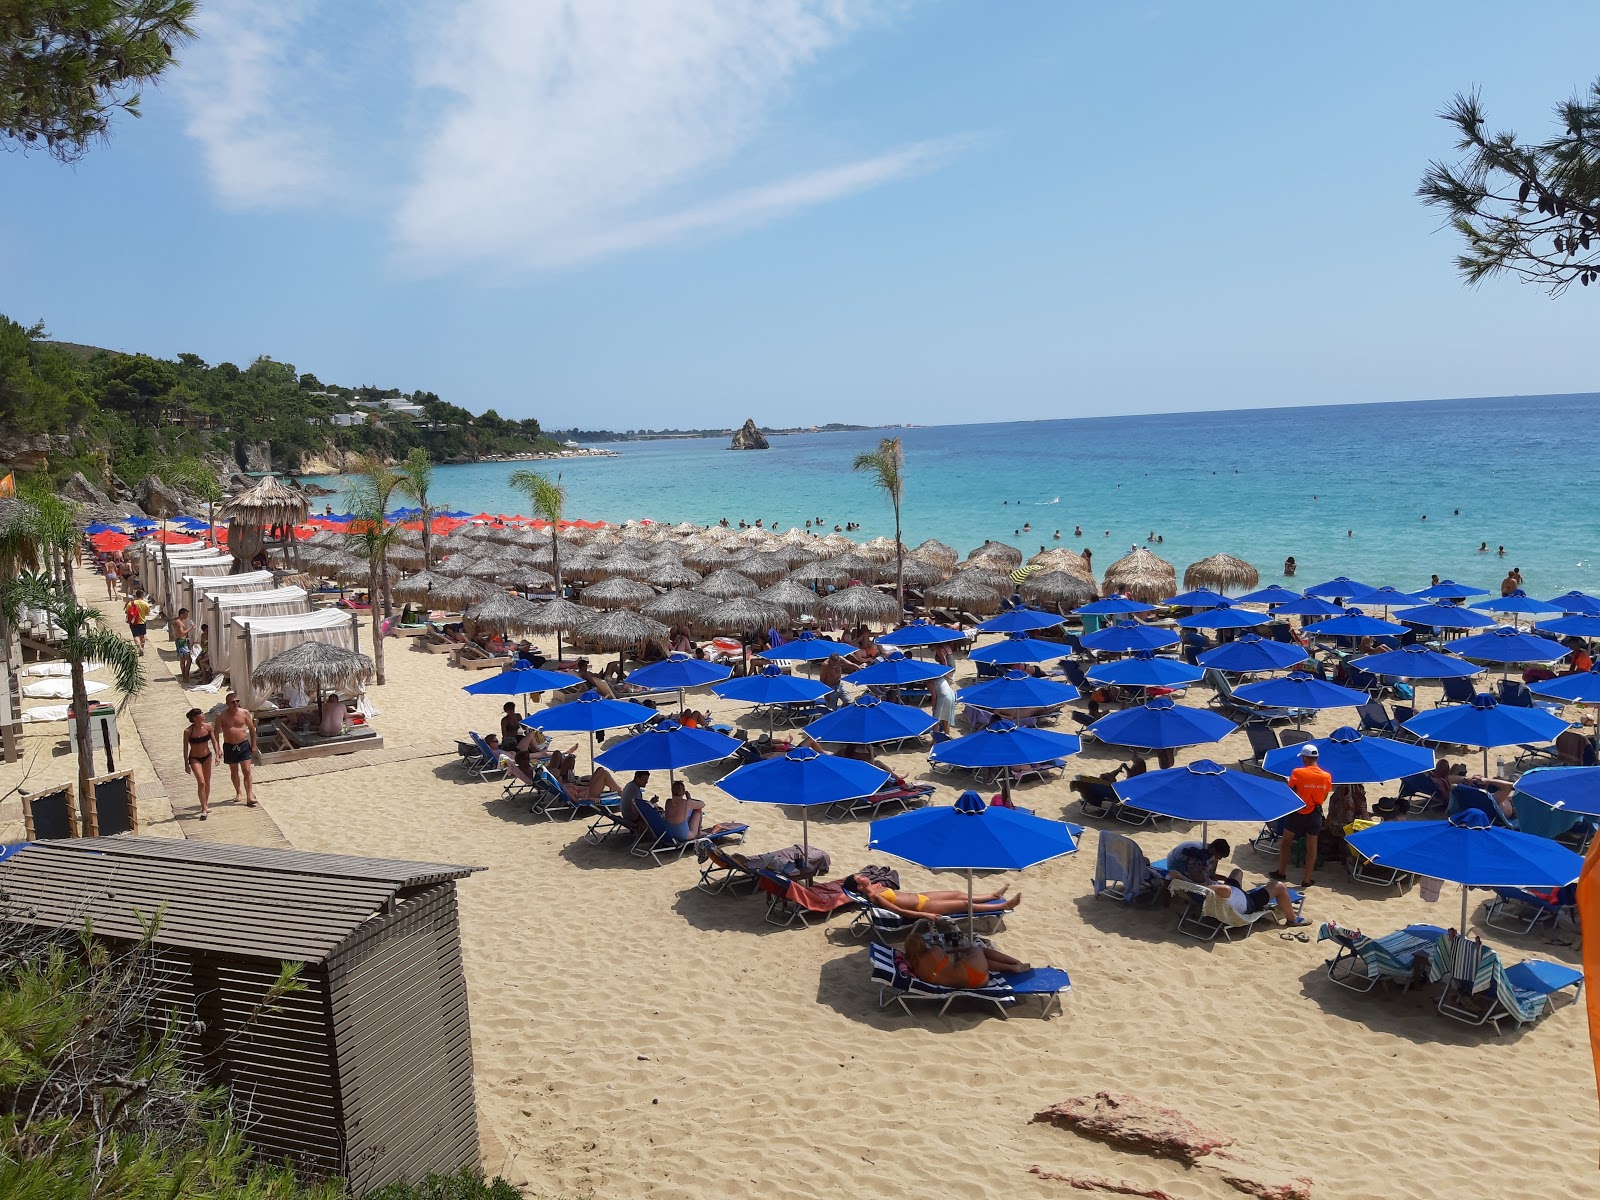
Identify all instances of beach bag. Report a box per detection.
[125,601,140,625]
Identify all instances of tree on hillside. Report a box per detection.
[0,492,144,827]
[852,437,906,615]
[395,448,437,567]
[159,453,223,542]
[1,0,197,162]
[507,469,566,594]
[1420,79,1600,293]
[343,458,402,686]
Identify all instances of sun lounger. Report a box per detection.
[1092,830,1163,904]
[697,845,761,894]
[1432,932,1582,1034]
[451,643,515,671]
[1071,776,1121,819]
[1167,876,1301,941]
[630,801,747,862]
[1204,668,1296,724]
[824,783,935,820]
[1440,675,1477,704]
[867,943,1068,1018]
[757,870,859,927]
[468,733,507,781]
[1345,843,1413,891]
[500,757,541,801]
[1317,921,1446,993]
[1484,884,1577,935]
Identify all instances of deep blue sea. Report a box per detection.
[307,392,1600,596]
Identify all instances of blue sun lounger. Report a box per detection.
[868,942,1068,1018]
[1317,921,1446,993]
[1433,931,1583,1034]
[630,800,747,862]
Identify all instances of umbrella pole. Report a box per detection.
[967,869,975,936]
[1460,883,1469,932]
[801,809,809,859]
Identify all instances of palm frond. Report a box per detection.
[507,469,566,525]
[77,626,146,699]
[851,437,904,504]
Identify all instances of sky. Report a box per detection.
[3,1,1598,428]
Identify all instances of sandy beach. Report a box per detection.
[4,569,1593,1200]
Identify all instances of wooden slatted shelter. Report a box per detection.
[0,838,482,1192]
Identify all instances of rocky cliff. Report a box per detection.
[729,418,770,450]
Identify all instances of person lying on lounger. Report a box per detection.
[664,779,739,840]
[840,875,1022,917]
[905,918,1029,987]
[549,759,623,803]
[1205,876,1306,925]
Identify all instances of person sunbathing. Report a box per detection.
[841,875,1021,917]
[663,779,738,840]
[905,918,1029,987]
[1205,877,1306,925]
[550,760,623,803]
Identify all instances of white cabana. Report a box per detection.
[210,587,312,683]
[160,554,231,615]
[228,608,359,710]
[182,570,275,627]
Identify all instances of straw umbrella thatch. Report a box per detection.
[684,544,739,572]
[645,560,702,588]
[898,558,947,588]
[576,609,670,668]
[221,475,310,570]
[820,585,899,626]
[788,559,851,586]
[732,552,789,585]
[1183,553,1260,594]
[928,574,1003,616]
[698,596,788,636]
[967,541,1023,567]
[385,544,428,572]
[951,565,1013,593]
[463,592,552,636]
[251,641,375,697]
[594,551,654,580]
[391,569,453,604]
[912,538,959,569]
[827,553,883,583]
[1028,548,1095,580]
[699,569,760,599]
[1021,570,1097,609]
[1102,547,1178,604]
[428,576,498,611]
[757,579,819,616]
[579,576,655,610]
[642,588,716,627]
[777,543,824,567]
[498,567,556,592]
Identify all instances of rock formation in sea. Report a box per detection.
[730,418,770,450]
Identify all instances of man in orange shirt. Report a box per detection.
[1273,744,1333,888]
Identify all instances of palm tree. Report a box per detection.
[159,454,223,546]
[393,448,436,566]
[507,468,567,592]
[342,457,403,686]
[852,437,906,614]
[0,497,144,828]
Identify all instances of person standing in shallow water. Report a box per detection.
[1283,557,1296,577]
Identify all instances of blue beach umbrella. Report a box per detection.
[1535,614,1600,639]
[977,607,1066,634]
[1473,590,1563,618]
[84,522,122,535]
[1233,672,1369,722]
[1343,585,1421,609]
[1086,696,1236,751]
[928,720,1082,802]
[1175,602,1268,631]
[876,618,968,648]
[760,630,856,662]
[1079,621,1180,654]
[627,653,733,692]
[1403,693,1571,773]
[462,665,583,698]
[868,790,1081,925]
[1347,809,1584,927]
[1413,579,1489,601]
[1086,650,1204,689]
[1196,634,1308,675]
[969,632,1074,665]
[596,719,742,778]
[957,670,1080,711]
[718,746,890,854]
[1303,576,1369,599]
[1510,766,1600,815]
[1075,595,1155,616]
[1351,644,1482,680]
[1262,726,1435,784]
[1392,602,1497,631]
[1549,591,1600,616]
[845,652,952,687]
[1270,595,1346,619]
[1447,625,1570,665]
[1234,584,1303,605]
[1302,609,1407,639]
[1164,587,1230,609]
[525,689,661,768]
[1114,759,1300,836]
[1530,668,1600,705]
[804,693,936,745]
[713,666,832,706]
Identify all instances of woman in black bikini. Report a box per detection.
[182,707,220,820]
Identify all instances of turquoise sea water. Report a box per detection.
[306,392,1600,596]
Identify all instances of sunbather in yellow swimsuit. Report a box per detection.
[878,887,927,911]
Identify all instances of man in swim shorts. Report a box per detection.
[218,692,258,807]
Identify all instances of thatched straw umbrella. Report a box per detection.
[519,596,592,660]
[951,565,1013,593]
[251,641,375,700]
[439,552,495,577]
[221,475,310,571]
[394,526,424,547]
[898,559,947,588]
[967,541,1023,567]
[428,576,498,611]
[788,559,851,586]
[856,536,904,564]
[820,585,899,627]
[498,567,556,592]
[595,551,654,580]
[1022,570,1097,609]
[1103,547,1178,604]
[671,521,702,536]
[1183,553,1260,594]
[684,544,739,572]
[757,579,819,616]
[1029,548,1095,580]
[699,569,760,599]
[576,608,670,671]
[928,574,1002,617]
[827,553,883,583]
[579,576,654,610]
[391,569,452,604]
[912,538,959,569]
[642,588,715,628]
[463,592,553,636]
[732,552,789,585]
[778,544,824,567]
[698,596,788,636]
[386,544,428,572]
[643,560,701,589]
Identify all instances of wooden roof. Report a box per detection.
[0,838,478,963]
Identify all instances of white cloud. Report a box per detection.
[175,0,338,209]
